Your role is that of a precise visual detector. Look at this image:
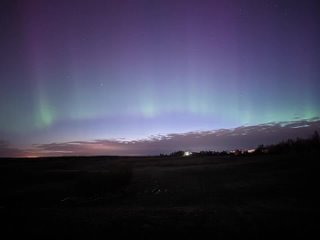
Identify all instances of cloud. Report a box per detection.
[1,119,320,157]
[0,140,29,157]
[33,119,320,157]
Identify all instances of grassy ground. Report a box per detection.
[0,151,319,239]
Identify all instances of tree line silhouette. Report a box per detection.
[255,131,320,155]
[165,131,320,157]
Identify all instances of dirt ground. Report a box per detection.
[0,152,319,239]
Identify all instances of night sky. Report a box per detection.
[1,0,320,157]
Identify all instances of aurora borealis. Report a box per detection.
[1,0,320,157]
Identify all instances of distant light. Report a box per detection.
[183,151,192,157]
[248,149,255,153]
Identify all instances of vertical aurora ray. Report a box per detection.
[22,12,56,130]
[34,87,55,128]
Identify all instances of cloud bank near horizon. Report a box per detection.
[1,119,319,158]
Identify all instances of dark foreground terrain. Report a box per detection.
[1,151,320,239]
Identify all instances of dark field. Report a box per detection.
[1,152,320,239]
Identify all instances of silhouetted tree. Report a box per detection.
[170,151,185,157]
